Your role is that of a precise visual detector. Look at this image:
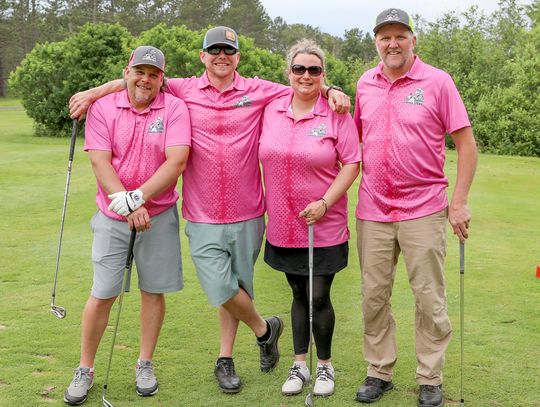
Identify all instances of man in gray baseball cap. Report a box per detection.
[354,6,477,407]
[63,45,191,405]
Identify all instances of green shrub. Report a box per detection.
[9,22,289,138]
[9,23,133,137]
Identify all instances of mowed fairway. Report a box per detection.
[0,99,539,406]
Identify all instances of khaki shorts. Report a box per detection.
[185,217,265,306]
[91,206,183,299]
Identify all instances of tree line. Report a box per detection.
[4,0,540,156]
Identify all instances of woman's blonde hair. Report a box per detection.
[286,39,325,72]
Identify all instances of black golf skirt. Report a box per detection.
[263,240,349,276]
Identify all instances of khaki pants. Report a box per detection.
[356,209,451,385]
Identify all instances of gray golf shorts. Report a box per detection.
[90,206,183,299]
[185,216,265,307]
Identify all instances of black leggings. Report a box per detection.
[285,273,335,360]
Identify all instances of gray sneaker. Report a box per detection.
[135,360,159,396]
[64,367,94,405]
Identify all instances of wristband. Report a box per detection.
[326,85,343,97]
[320,198,328,214]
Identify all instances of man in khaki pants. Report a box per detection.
[352,8,478,407]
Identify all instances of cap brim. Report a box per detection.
[204,41,239,50]
[373,21,412,34]
[130,62,165,72]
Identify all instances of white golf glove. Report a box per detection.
[108,189,145,216]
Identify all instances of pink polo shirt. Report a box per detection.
[259,94,361,248]
[84,90,191,220]
[353,56,471,222]
[165,72,289,223]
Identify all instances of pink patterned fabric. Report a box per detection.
[353,57,471,222]
[259,93,361,248]
[165,72,290,223]
[84,90,191,220]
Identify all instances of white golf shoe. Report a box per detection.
[281,363,310,396]
[313,363,335,396]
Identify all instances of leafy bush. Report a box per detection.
[9,23,133,137]
[474,23,540,157]
[9,22,289,137]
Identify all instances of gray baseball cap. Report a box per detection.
[128,46,165,72]
[203,26,239,50]
[373,8,414,34]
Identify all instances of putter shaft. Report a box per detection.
[305,225,314,407]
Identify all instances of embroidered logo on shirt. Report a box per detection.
[309,123,326,137]
[405,88,424,105]
[235,95,253,107]
[148,117,164,133]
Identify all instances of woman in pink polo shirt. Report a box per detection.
[259,39,361,397]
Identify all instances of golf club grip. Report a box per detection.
[68,120,78,161]
[460,241,465,275]
[126,229,136,267]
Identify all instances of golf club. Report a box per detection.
[50,119,79,319]
[102,228,137,407]
[304,224,314,407]
[460,241,465,407]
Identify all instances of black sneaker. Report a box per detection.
[418,384,444,407]
[256,316,284,372]
[214,358,241,393]
[355,376,394,403]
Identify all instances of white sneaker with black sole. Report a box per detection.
[313,363,335,396]
[64,367,94,405]
[282,363,310,396]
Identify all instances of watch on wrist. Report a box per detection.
[327,85,343,96]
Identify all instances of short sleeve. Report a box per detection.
[335,113,362,164]
[84,99,112,152]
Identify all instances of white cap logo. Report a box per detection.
[142,50,158,63]
[384,9,400,21]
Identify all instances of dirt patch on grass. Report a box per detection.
[35,354,56,362]
[40,385,57,402]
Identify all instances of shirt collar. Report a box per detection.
[198,71,246,92]
[373,55,424,81]
[277,92,329,119]
[116,89,165,112]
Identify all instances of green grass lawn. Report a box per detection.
[0,100,539,406]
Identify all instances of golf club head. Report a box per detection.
[102,396,114,407]
[50,305,66,319]
[305,392,313,407]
